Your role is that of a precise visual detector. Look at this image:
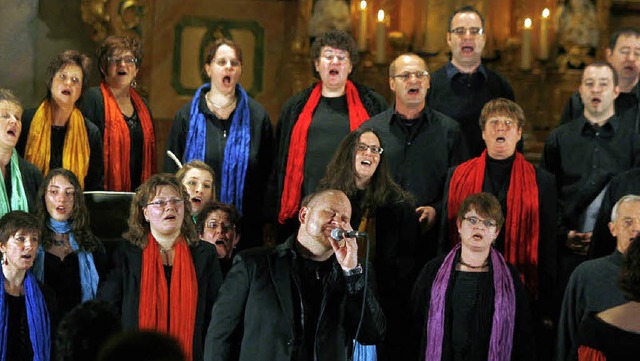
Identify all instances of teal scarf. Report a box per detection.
[0,149,29,217]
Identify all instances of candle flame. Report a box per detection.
[524,18,532,29]
[542,8,550,18]
[377,10,384,22]
[360,1,367,10]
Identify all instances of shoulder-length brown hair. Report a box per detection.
[317,128,412,214]
[124,173,197,248]
[35,168,99,252]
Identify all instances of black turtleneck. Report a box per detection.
[483,153,515,252]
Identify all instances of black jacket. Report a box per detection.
[96,239,223,361]
[204,236,386,361]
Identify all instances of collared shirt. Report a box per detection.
[427,61,515,157]
[541,115,640,230]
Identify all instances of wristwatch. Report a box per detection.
[343,264,363,276]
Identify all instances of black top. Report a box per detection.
[560,82,640,133]
[427,62,515,157]
[302,96,350,197]
[16,107,105,191]
[577,312,640,360]
[484,154,515,251]
[5,293,34,361]
[590,168,640,259]
[164,90,274,249]
[540,115,640,235]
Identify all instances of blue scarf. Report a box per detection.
[353,340,377,360]
[32,219,99,302]
[0,270,51,361]
[183,83,251,213]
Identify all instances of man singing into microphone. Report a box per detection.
[203,189,386,361]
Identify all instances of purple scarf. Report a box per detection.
[426,244,516,361]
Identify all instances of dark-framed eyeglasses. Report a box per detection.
[449,27,484,37]
[355,143,384,154]
[206,221,236,233]
[107,56,137,65]
[391,71,429,81]
[146,198,184,209]
[463,216,497,228]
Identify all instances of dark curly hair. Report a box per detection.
[36,168,100,252]
[96,35,143,81]
[619,235,640,302]
[317,128,411,216]
[195,201,241,237]
[124,173,197,248]
[45,50,91,106]
[0,211,40,246]
[310,29,358,79]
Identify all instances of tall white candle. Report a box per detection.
[375,10,386,64]
[358,1,368,52]
[521,18,532,70]
[539,8,550,60]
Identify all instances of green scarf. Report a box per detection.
[0,149,29,216]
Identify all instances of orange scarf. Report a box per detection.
[278,81,370,223]
[24,101,90,188]
[447,150,540,294]
[138,234,197,361]
[100,82,156,191]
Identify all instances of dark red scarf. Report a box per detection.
[278,81,370,223]
[447,150,540,294]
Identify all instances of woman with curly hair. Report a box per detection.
[33,168,107,319]
[97,173,222,361]
[317,128,419,360]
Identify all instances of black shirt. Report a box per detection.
[124,110,144,191]
[427,62,515,157]
[44,252,82,318]
[303,96,351,197]
[5,293,34,361]
[541,115,640,233]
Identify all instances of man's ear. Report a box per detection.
[299,206,309,225]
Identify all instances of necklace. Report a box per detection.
[206,93,236,109]
[52,233,70,247]
[459,257,489,269]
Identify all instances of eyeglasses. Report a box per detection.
[146,198,184,209]
[463,216,497,229]
[486,119,516,130]
[57,73,81,85]
[391,71,429,81]
[321,53,350,63]
[107,56,138,65]
[355,143,384,154]
[213,58,241,68]
[449,27,484,37]
[206,221,236,233]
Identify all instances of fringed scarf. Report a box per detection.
[278,81,370,223]
[183,83,250,214]
[426,244,516,361]
[139,233,197,361]
[0,149,29,217]
[24,100,90,188]
[100,82,156,191]
[0,270,51,361]
[446,150,540,294]
[31,219,99,301]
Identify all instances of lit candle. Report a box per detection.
[375,10,386,64]
[358,1,368,52]
[539,8,550,60]
[521,18,532,70]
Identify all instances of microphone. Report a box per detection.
[330,228,367,240]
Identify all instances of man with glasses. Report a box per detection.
[427,5,515,157]
[196,201,241,277]
[439,98,557,358]
[560,28,640,132]
[267,30,387,241]
[362,53,467,262]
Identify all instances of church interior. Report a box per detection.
[2,0,640,164]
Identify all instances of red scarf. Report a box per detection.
[100,82,156,191]
[139,234,197,361]
[278,81,370,223]
[447,150,540,294]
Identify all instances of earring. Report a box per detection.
[131,78,137,88]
